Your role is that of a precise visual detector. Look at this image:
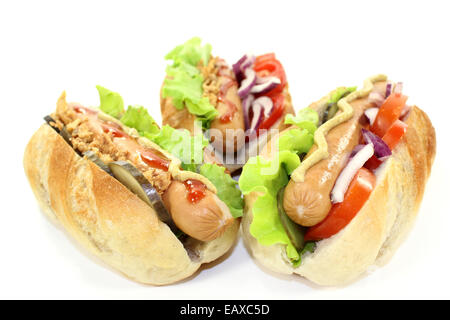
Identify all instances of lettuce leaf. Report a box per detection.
[120,105,160,137]
[96,85,124,119]
[239,149,303,262]
[162,37,218,128]
[150,125,208,172]
[238,108,319,265]
[199,164,243,218]
[165,37,212,67]
[95,86,208,171]
[284,107,319,135]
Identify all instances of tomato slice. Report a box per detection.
[255,53,276,64]
[304,168,376,241]
[253,53,286,96]
[257,94,284,132]
[370,93,408,137]
[364,155,383,171]
[382,119,408,150]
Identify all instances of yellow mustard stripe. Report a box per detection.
[290,74,387,182]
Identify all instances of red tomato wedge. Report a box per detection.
[304,168,377,241]
[371,93,408,137]
[382,119,408,150]
[255,53,276,64]
[258,94,285,132]
[253,53,287,96]
[364,155,383,171]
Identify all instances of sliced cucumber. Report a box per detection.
[277,188,306,251]
[44,115,72,146]
[44,115,60,133]
[83,150,112,175]
[108,161,179,233]
[323,102,339,123]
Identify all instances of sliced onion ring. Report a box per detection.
[364,108,379,126]
[253,96,273,118]
[232,54,255,82]
[242,94,255,130]
[368,92,385,107]
[394,82,403,95]
[400,104,411,118]
[237,68,256,99]
[361,128,391,160]
[241,55,255,71]
[248,102,264,134]
[331,143,374,203]
[250,76,281,95]
[385,82,393,97]
[232,54,247,81]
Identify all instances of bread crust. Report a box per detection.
[23,124,239,285]
[242,100,436,286]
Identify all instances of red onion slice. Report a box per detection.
[394,82,403,95]
[364,108,379,126]
[349,144,365,159]
[362,128,391,160]
[249,102,264,134]
[368,92,385,107]
[241,55,255,71]
[400,104,411,118]
[238,68,256,99]
[250,76,281,95]
[232,55,247,81]
[331,143,374,203]
[232,54,255,83]
[253,96,273,118]
[385,82,393,97]
[242,94,255,130]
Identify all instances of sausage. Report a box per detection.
[162,180,234,241]
[282,81,387,226]
[63,103,234,241]
[160,59,245,154]
[209,63,245,153]
[160,85,197,134]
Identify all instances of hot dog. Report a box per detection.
[239,75,436,285]
[24,86,243,285]
[282,81,387,226]
[160,38,294,172]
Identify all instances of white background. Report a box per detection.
[1,0,449,299]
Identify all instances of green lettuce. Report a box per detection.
[96,85,124,119]
[96,86,208,171]
[120,105,160,138]
[284,107,319,135]
[165,37,212,67]
[199,164,243,218]
[162,37,218,128]
[151,125,208,172]
[238,108,319,265]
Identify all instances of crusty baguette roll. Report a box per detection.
[23,124,239,285]
[241,93,436,286]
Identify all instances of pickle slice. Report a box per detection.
[83,151,112,175]
[108,161,179,233]
[277,188,306,251]
[44,115,72,146]
[323,102,339,124]
[44,115,60,133]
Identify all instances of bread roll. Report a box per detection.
[242,98,436,286]
[24,124,239,285]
